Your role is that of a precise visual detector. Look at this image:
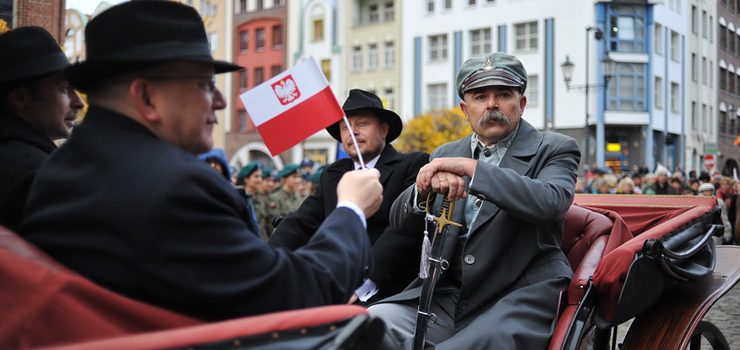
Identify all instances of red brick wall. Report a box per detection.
[15,0,66,43]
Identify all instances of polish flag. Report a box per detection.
[239,57,343,156]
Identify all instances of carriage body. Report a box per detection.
[1,194,738,350]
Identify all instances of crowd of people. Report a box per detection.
[579,164,740,245]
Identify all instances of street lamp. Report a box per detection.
[560,27,617,173]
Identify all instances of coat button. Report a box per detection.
[464,254,475,264]
[459,300,467,309]
[475,198,482,207]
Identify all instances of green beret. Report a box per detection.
[262,167,274,179]
[310,166,325,184]
[237,161,261,180]
[277,163,300,179]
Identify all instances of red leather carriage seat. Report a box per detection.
[548,205,613,350]
[0,226,373,350]
[0,226,201,349]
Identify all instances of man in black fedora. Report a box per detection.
[269,89,429,304]
[20,0,384,321]
[0,26,85,231]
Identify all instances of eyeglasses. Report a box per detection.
[145,76,218,93]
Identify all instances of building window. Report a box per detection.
[239,70,247,90]
[321,59,331,81]
[275,0,284,6]
[654,24,663,55]
[702,57,707,85]
[469,0,477,4]
[256,0,263,10]
[702,10,708,38]
[720,24,727,50]
[608,63,646,111]
[238,110,247,131]
[272,25,283,48]
[369,4,379,23]
[444,0,452,10]
[384,88,394,110]
[239,0,246,13]
[254,67,264,86]
[352,46,362,71]
[729,70,736,94]
[691,54,698,81]
[720,110,727,135]
[384,41,395,67]
[429,34,448,61]
[384,2,394,21]
[710,60,714,87]
[526,75,539,107]
[655,76,663,109]
[670,30,680,62]
[730,30,736,54]
[710,16,714,42]
[312,19,324,41]
[368,44,378,69]
[709,107,713,135]
[691,6,698,34]
[427,0,434,13]
[720,67,727,91]
[515,21,538,52]
[256,28,265,51]
[670,82,680,113]
[608,5,647,53]
[428,83,447,110]
[691,102,697,129]
[271,65,282,78]
[239,30,248,52]
[470,28,492,57]
[208,32,217,52]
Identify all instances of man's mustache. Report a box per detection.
[478,110,509,128]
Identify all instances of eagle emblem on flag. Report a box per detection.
[272,75,301,105]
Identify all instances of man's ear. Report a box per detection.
[7,87,32,113]
[460,100,470,122]
[130,79,161,123]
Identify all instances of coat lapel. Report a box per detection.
[468,120,542,234]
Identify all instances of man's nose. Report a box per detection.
[213,87,227,110]
[70,90,85,109]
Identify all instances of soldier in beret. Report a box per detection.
[370,53,580,349]
[0,26,85,231]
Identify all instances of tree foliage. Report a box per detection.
[395,107,472,154]
[0,20,9,34]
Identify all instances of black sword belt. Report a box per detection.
[413,193,462,350]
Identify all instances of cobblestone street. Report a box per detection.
[615,282,740,349]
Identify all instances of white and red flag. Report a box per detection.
[239,57,343,156]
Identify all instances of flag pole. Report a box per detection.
[342,115,365,169]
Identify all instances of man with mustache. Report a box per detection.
[369,53,580,349]
[269,89,429,304]
[0,26,85,231]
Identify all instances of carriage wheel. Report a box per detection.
[688,321,730,350]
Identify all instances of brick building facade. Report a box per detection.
[3,0,66,43]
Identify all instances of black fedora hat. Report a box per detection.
[0,26,71,87]
[326,89,402,143]
[65,0,242,92]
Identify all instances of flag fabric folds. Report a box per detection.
[239,57,344,156]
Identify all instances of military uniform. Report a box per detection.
[267,187,305,233]
[252,191,273,241]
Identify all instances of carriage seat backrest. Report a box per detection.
[548,205,614,350]
[0,226,198,349]
[562,205,613,271]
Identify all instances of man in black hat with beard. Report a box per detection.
[269,89,429,304]
[0,26,85,230]
[20,0,383,321]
